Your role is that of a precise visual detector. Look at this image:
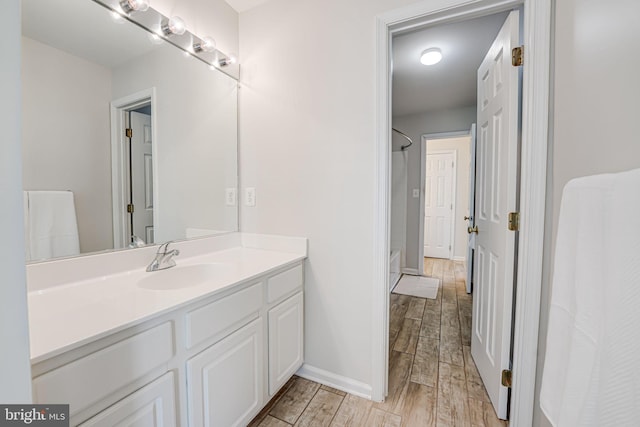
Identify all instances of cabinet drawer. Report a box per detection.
[79,372,176,427]
[186,282,262,349]
[33,322,174,416]
[267,264,303,304]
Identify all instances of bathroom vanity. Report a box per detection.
[20,2,304,424]
[27,233,307,426]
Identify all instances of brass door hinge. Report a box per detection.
[501,369,512,388]
[512,46,524,67]
[127,204,135,213]
[508,212,520,231]
[125,128,133,138]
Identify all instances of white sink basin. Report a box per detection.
[137,263,231,291]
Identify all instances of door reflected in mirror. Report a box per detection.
[21,0,238,262]
[126,105,154,247]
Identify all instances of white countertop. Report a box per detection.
[27,234,306,364]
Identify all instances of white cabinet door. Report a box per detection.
[79,372,176,427]
[187,318,264,427]
[268,292,304,395]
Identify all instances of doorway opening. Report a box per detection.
[385,4,531,422]
[423,148,457,261]
[110,88,158,249]
[419,132,473,271]
[375,1,551,425]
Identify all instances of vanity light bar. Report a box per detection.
[91,0,239,75]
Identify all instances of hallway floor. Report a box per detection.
[249,258,506,426]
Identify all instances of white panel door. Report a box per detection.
[466,123,477,294]
[423,152,454,259]
[471,10,520,420]
[187,319,264,427]
[130,111,154,244]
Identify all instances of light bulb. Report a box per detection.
[110,11,125,23]
[161,16,186,36]
[120,0,150,13]
[194,37,216,53]
[218,54,238,67]
[147,33,163,45]
[420,48,442,66]
[219,53,237,66]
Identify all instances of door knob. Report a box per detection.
[468,225,478,234]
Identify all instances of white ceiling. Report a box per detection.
[392,12,509,117]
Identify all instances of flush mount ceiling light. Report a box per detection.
[193,37,216,53]
[420,48,442,66]
[119,0,150,13]
[161,16,186,36]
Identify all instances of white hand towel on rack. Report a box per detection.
[25,191,80,261]
[540,168,640,426]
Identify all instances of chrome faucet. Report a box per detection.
[128,235,146,248]
[146,241,180,272]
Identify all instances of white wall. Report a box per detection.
[0,0,33,402]
[112,45,239,242]
[239,0,440,390]
[152,0,239,59]
[426,136,471,261]
[22,37,114,254]
[534,0,640,425]
[393,106,476,270]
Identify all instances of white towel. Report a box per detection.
[540,168,640,426]
[25,191,80,261]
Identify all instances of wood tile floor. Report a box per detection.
[248,258,506,427]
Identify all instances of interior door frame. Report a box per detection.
[110,88,158,249]
[466,123,477,294]
[373,1,551,425]
[419,132,469,269]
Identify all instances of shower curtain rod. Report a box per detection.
[392,128,413,151]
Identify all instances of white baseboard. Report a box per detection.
[296,364,373,400]
[402,268,419,275]
[453,256,465,262]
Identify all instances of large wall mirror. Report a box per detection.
[22,0,238,263]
